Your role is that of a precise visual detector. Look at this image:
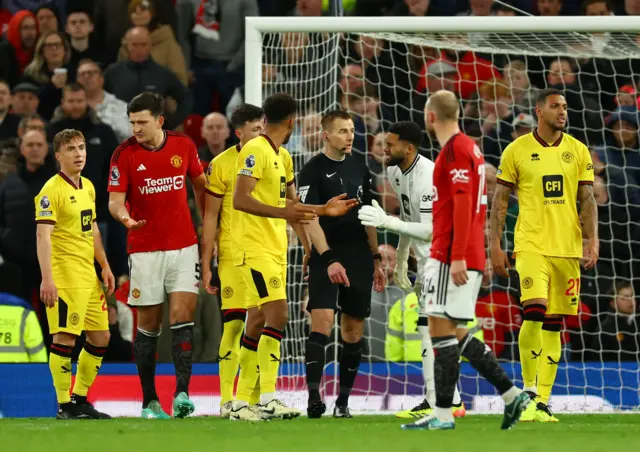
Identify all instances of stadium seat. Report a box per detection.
[184,114,204,148]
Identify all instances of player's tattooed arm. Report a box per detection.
[578,183,599,269]
[489,183,512,247]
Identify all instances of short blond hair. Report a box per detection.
[426,90,459,122]
[53,129,85,153]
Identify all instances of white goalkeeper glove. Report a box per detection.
[393,260,413,292]
[359,200,395,229]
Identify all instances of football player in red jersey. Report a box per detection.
[402,90,530,432]
[108,92,206,420]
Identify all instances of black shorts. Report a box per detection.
[307,242,374,319]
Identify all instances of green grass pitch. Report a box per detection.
[3,415,640,452]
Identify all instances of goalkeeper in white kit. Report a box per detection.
[358,121,465,419]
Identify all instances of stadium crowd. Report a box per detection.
[0,0,638,366]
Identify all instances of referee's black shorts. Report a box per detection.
[307,241,374,319]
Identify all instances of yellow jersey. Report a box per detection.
[205,144,241,262]
[232,135,295,265]
[35,173,98,288]
[497,130,594,258]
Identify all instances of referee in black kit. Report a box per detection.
[297,110,386,419]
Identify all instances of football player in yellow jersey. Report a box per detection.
[231,93,357,421]
[490,89,599,423]
[35,129,116,420]
[201,104,266,418]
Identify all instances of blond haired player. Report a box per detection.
[491,88,598,423]
[201,104,266,418]
[36,128,115,420]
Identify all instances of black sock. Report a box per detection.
[134,328,160,408]
[459,334,513,394]
[433,335,460,409]
[171,322,194,396]
[306,332,328,402]
[336,340,362,406]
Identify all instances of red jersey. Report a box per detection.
[476,290,522,358]
[430,133,487,270]
[108,131,204,254]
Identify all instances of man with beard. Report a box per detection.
[491,88,599,423]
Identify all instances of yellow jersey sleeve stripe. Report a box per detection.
[286,179,295,186]
[578,180,594,185]
[496,178,515,188]
[205,188,224,198]
[36,219,56,225]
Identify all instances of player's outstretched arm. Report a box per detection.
[358,199,432,242]
[295,193,359,217]
[201,193,222,295]
[489,183,513,278]
[108,192,146,229]
[233,174,316,223]
[578,184,599,269]
[36,223,57,307]
[92,222,115,296]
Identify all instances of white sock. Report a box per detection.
[453,385,461,405]
[260,392,276,405]
[501,386,521,405]
[434,405,455,423]
[233,400,248,410]
[418,325,436,407]
[523,385,537,394]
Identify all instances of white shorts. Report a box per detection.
[421,258,481,323]
[128,244,200,306]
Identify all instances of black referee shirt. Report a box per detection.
[297,152,372,247]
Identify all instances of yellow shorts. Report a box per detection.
[218,259,246,311]
[515,251,581,316]
[47,280,108,336]
[237,257,287,308]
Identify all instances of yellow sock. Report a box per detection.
[518,304,547,391]
[538,322,562,405]
[72,342,107,397]
[249,377,260,405]
[258,327,283,399]
[235,335,259,403]
[49,343,74,404]
[218,318,244,404]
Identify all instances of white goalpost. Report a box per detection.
[244,15,640,414]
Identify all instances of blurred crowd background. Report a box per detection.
[0,0,638,367]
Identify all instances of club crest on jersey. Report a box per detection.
[88,190,95,202]
[561,151,574,163]
[206,162,213,177]
[245,154,256,168]
[269,277,281,289]
[132,288,141,299]
[69,313,80,326]
[171,155,183,168]
[111,166,120,181]
[222,287,234,299]
[39,196,50,209]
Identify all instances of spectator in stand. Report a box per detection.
[511,113,536,140]
[458,0,495,16]
[65,9,101,80]
[590,145,640,211]
[479,78,516,167]
[23,31,71,121]
[495,3,517,15]
[93,0,177,65]
[367,131,386,179]
[76,59,132,143]
[299,112,322,159]
[17,115,47,139]
[0,129,56,304]
[177,0,258,116]
[602,106,640,185]
[46,84,119,239]
[584,0,614,15]
[103,27,193,130]
[624,0,640,14]
[503,60,539,115]
[0,11,39,87]
[537,0,564,15]
[119,0,188,86]
[0,141,19,185]
[614,85,639,109]
[35,4,60,35]
[0,80,21,141]
[10,82,40,117]
[198,112,230,163]
[593,280,638,362]
[546,57,601,144]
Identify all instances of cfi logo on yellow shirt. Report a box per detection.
[171,155,183,168]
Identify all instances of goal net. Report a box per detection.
[251,16,640,414]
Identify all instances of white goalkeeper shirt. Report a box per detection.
[386,154,435,262]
